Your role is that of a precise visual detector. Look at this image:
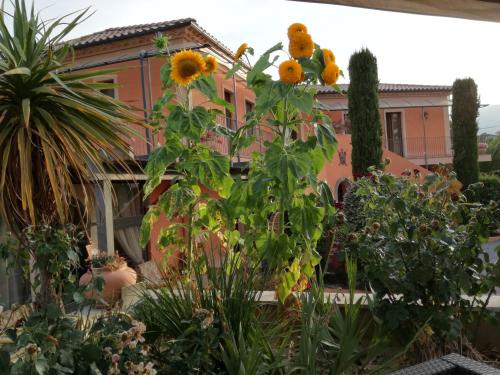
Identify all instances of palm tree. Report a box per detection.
[0,1,143,304]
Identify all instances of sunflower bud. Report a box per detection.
[372,222,380,231]
[489,200,498,209]
[419,224,429,234]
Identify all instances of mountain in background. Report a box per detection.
[478,104,500,134]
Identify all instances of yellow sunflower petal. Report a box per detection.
[279,59,303,85]
[289,33,314,59]
[234,43,248,61]
[322,62,340,85]
[287,23,308,39]
[204,55,218,75]
[170,50,206,86]
[322,48,335,65]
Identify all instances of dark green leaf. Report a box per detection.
[247,42,282,86]
[315,122,337,159]
[0,350,10,373]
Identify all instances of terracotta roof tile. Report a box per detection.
[316,83,452,94]
[68,18,196,48]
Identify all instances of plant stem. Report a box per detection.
[187,203,195,276]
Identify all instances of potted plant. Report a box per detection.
[79,251,137,305]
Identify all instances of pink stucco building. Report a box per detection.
[66,18,489,265]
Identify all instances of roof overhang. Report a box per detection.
[319,96,452,111]
[290,0,500,23]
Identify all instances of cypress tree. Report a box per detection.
[451,78,480,187]
[348,48,382,176]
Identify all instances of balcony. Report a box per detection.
[130,115,267,163]
[384,136,492,166]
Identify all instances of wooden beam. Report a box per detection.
[113,215,144,230]
[95,181,115,254]
[291,0,500,23]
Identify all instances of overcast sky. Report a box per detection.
[16,1,500,112]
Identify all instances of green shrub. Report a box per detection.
[133,251,265,374]
[467,174,500,230]
[345,170,498,347]
[342,182,366,230]
[475,174,500,204]
[0,305,155,374]
[0,224,82,309]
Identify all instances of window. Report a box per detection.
[245,100,255,136]
[343,111,350,126]
[224,90,236,130]
[98,79,116,98]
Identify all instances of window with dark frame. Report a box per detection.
[224,90,236,130]
[245,100,255,136]
[98,79,116,99]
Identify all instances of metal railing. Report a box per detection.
[402,136,453,159]
[131,115,267,161]
[383,136,490,161]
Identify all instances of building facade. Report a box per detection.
[68,19,489,266]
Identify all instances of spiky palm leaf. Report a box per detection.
[0,1,142,229]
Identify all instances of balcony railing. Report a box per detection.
[383,136,490,161]
[403,136,452,159]
[131,115,267,161]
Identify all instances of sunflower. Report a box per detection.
[204,55,218,75]
[289,33,314,59]
[170,50,206,86]
[322,62,340,85]
[279,59,303,85]
[287,23,308,38]
[234,43,248,61]
[322,48,335,65]
[447,179,462,194]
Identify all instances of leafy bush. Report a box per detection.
[0,305,155,375]
[133,251,265,374]
[467,174,500,230]
[477,174,500,204]
[342,182,366,230]
[133,250,409,374]
[345,170,498,347]
[0,224,82,308]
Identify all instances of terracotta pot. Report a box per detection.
[79,263,137,305]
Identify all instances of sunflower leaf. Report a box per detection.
[247,42,282,86]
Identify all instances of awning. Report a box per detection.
[291,0,500,23]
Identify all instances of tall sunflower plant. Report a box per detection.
[141,23,341,301]
[140,47,236,276]
[227,23,342,301]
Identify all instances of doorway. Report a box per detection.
[385,112,404,156]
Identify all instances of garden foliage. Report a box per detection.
[133,253,404,374]
[141,24,339,301]
[0,305,156,375]
[345,169,498,345]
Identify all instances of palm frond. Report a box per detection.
[0,0,144,229]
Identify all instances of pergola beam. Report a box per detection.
[290,0,500,23]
